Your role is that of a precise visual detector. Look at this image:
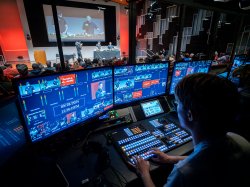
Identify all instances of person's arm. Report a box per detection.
[151,148,187,164]
[64,24,68,34]
[134,156,156,187]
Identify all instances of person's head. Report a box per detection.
[86,16,91,22]
[98,82,103,89]
[184,53,190,58]
[16,64,28,76]
[46,61,52,68]
[32,63,40,70]
[4,63,12,68]
[58,11,62,18]
[175,73,239,137]
[26,82,30,86]
[109,42,112,45]
[98,41,101,44]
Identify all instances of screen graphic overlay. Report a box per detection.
[114,62,168,105]
[228,55,246,78]
[169,60,212,94]
[141,100,164,118]
[43,5,105,42]
[16,68,113,142]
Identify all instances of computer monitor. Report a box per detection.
[114,62,169,105]
[169,60,212,95]
[14,67,113,143]
[228,55,246,77]
[140,99,164,118]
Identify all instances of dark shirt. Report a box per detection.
[96,43,101,50]
[96,88,105,99]
[82,21,98,35]
[56,17,67,33]
[29,69,42,76]
[164,132,250,187]
[108,44,114,50]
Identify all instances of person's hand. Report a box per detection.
[151,148,184,164]
[133,156,150,177]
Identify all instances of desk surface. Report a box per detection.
[0,99,193,187]
[56,113,193,187]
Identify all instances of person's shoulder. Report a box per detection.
[226,132,250,153]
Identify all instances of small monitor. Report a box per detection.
[141,99,164,118]
[229,55,246,78]
[114,62,169,105]
[217,71,229,78]
[14,67,113,143]
[169,60,212,95]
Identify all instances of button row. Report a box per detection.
[122,135,156,151]
[118,131,150,145]
[125,140,162,156]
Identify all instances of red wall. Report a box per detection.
[119,9,129,57]
[0,0,29,62]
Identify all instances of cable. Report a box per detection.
[109,166,127,186]
[110,165,128,184]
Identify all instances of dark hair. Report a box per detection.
[32,63,40,70]
[175,73,239,134]
[16,64,28,76]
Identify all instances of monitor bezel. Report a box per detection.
[112,61,170,110]
[140,98,164,118]
[12,66,114,144]
[168,60,212,95]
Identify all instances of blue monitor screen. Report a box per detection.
[169,60,212,94]
[16,67,113,142]
[229,55,246,77]
[141,99,164,118]
[114,62,168,105]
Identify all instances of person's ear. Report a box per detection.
[187,109,193,122]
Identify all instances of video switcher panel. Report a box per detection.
[108,116,192,166]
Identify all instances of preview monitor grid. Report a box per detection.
[16,67,113,142]
[169,60,212,95]
[114,62,169,105]
[228,55,246,78]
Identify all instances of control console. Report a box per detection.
[107,116,192,167]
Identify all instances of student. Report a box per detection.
[96,41,102,51]
[134,73,250,187]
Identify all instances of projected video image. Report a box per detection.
[17,67,113,142]
[169,60,212,95]
[43,5,105,42]
[114,62,168,105]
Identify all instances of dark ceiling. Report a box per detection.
[162,0,250,15]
